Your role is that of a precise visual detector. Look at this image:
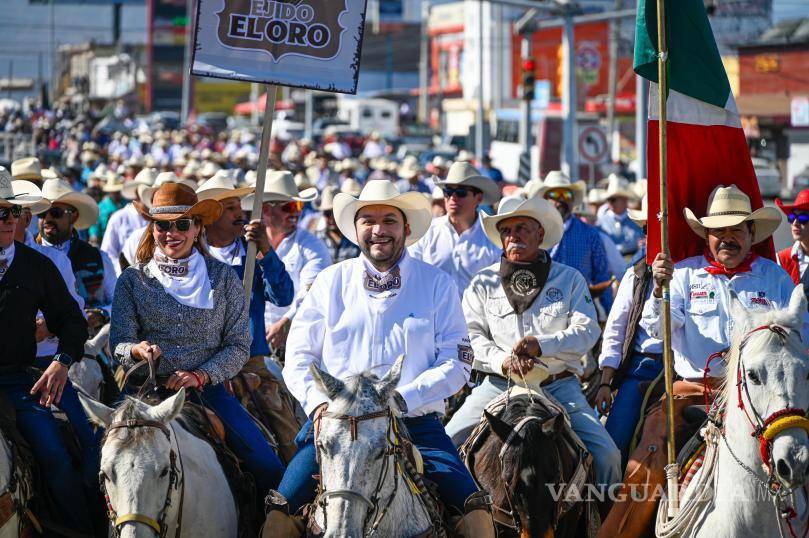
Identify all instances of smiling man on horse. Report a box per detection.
[271,179,495,537]
[600,184,803,537]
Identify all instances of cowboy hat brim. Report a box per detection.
[435,175,501,205]
[4,180,45,208]
[11,173,43,182]
[627,207,647,225]
[333,191,432,247]
[136,199,222,226]
[775,198,809,215]
[196,186,255,202]
[122,179,153,201]
[102,183,124,193]
[606,188,639,201]
[482,196,564,250]
[533,181,587,208]
[242,187,319,208]
[683,206,782,245]
[49,191,100,230]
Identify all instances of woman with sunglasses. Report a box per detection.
[776,190,809,296]
[109,182,285,507]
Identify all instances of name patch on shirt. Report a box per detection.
[689,284,715,300]
[457,344,474,365]
[363,267,401,293]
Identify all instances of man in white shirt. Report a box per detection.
[443,193,621,489]
[602,184,797,535]
[101,167,157,274]
[273,180,493,536]
[410,161,501,297]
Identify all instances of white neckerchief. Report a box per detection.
[146,248,214,309]
[209,240,245,267]
[0,242,15,280]
[40,236,71,253]
[361,253,404,302]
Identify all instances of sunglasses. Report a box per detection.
[544,189,574,202]
[155,218,194,232]
[269,201,304,213]
[442,187,481,199]
[788,213,809,225]
[0,206,22,221]
[39,207,75,219]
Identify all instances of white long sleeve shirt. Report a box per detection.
[101,203,148,275]
[283,252,471,417]
[409,212,501,298]
[598,268,662,370]
[264,229,331,326]
[640,255,803,379]
[463,260,601,377]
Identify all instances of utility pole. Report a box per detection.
[180,0,194,124]
[418,0,430,124]
[475,0,485,163]
[561,5,577,181]
[304,90,314,140]
[113,2,122,50]
[606,0,620,160]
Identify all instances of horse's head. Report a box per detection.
[722,284,809,490]
[80,390,186,538]
[309,356,406,538]
[484,399,566,537]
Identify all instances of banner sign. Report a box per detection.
[192,0,368,94]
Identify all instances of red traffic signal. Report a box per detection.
[522,58,536,72]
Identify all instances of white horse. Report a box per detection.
[68,323,110,401]
[80,389,238,538]
[657,285,809,538]
[308,356,441,538]
[0,427,22,538]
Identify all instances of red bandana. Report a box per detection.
[703,248,758,277]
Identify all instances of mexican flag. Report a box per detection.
[635,0,774,263]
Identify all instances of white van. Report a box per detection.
[336,97,399,138]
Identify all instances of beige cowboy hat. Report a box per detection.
[196,170,255,202]
[0,167,45,208]
[532,171,587,208]
[603,173,639,201]
[482,193,564,250]
[587,188,608,205]
[632,178,648,200]
[11,157,43,183]
[122,167,158,201]
[243,170,257,187]
[397,156,421,180]
[435,161,501,205]
[102,171,125,193]
[684,184,782,245]
[521,178,543,198]
[12,179,50,214]
[628,194,648,225]
[136,183,222,226]
[333,180,432,247]
[41,167,60,180]
[340,178,363,197]
[314,185,340,212]
[141,172,198,208]
[242,171,318,209]
[40,178,100,230]
[196,161,221,180]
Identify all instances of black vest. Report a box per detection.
[612,258,653,388]
[67,238,106,308]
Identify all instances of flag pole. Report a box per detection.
[242,85,277,299]
[655,0,679,518]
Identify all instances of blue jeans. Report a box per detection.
[0,372,93,532]
[278,413,479,514]
[605,352,664,465]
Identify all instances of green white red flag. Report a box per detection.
[635,0,775,263]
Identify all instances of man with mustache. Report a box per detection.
[601,185,801,536]
[443,193,621,491]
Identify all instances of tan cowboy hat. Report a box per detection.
[122,167,158,201]
[333,180,432,247]
[141,172,198,208]
[521,178,543,198]
[397,156,421,180]
[12,179,50,214]
[532,171,587,208]
[587,188,608,205]
[136,183,222,226]
[628,194,648,225]
[482,193,564,250]
[340,178,363,197]
[40,178,100,230]
[435,161,501,205]
[196,170,254,202]
[88,164,109,182]
[11,157,43,182]
[603,173,639,201]
[684,184,782,245]
[242,171,318,208]
[632,178,648,200]
[314,185,340,212]
[0,167,45,208]
[102,171,124,193]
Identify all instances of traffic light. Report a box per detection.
[522,58,536,101]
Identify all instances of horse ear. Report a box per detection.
[786,284,807,330]
[484,410,514,443]
[147,388,186,424]
[541,413,565,436]
[78,392,114,427]
[375,355,405,403]
[309,363,345,401]
[729,290,749,330]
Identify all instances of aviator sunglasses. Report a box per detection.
[544,189,575,202]
[788,213,809,225]
[0,206,22,221]
[155,218,194,232]
[38,207,75,219]
[269,201,304,213]
[442,187,481,199]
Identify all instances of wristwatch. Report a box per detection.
[52,354,74,368]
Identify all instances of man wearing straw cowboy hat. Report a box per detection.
[11,157,45,236]
[246,171,331,353]
[313,185,361,263]
[0,167,97,533]
[272,179,493,537]
[597,174,644,257]
[410,161,501,297]
[601,184,801,536]
[443,193,621,489]
[88,170,126,245]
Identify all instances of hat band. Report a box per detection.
[705,210,751,217]
[151,204,192,215]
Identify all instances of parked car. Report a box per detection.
[752,157,781,199]
[790,165,809,197]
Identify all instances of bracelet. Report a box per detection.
[190,370,205,388]
[599,382,613,391]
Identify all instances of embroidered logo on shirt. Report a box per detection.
[363,266,401,293]
[545,287,563,302]
[457,344,474,365]
[750,297,769,306]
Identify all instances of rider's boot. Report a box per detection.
[261,490,304,538]
[452,491,496,538]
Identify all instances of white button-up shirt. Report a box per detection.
[409,212,500,297]
[463,260,600,377]
[101,203,148,276]
[264,229,331,327]
[598,267,662,370]
[791,242,809,278]
[284,252,471,417]
[641,255,803,379]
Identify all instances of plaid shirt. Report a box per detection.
[551,217,612,287]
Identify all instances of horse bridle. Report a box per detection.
[100,419,185,538]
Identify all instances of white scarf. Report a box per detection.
[209,240,245,267]
[0,242,15,280]
[40,236,71,253]
[147,248,214,309]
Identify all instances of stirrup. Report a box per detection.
[464,490,493,513]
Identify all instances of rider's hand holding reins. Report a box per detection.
[595,366,615,416]
[30,360,69,407]
[166,370,209,390]
[131,341,162,363]
[651,252,674,298]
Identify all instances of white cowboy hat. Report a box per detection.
[434,161,501,205]
[314,185,340,212]
[522,178,543,198]
[10,157,43,182]
[431,185,444,201]
[531,171,587,208]
[456,150,473,163]
[632,178,648,200]
[141,172,198,209]
[12,179,50,214]
[587,188,608,205]
[196,161,221,180]
[244,170,257,187]
[603,173,639,201]
[122,167,158,201]
[88,164,109,182]
[397,156,421,180]
[482,193,563,250]
[242,171,318,209]
[196,170,255,202]
[40,178,100,230]
[0,167,45,208]
[684,184,782,245]
[333,180,432,247]
[628,194,648,225]
[101,171,124,193]
[340,178,363,197]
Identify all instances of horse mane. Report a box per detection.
[106,397,161,448]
